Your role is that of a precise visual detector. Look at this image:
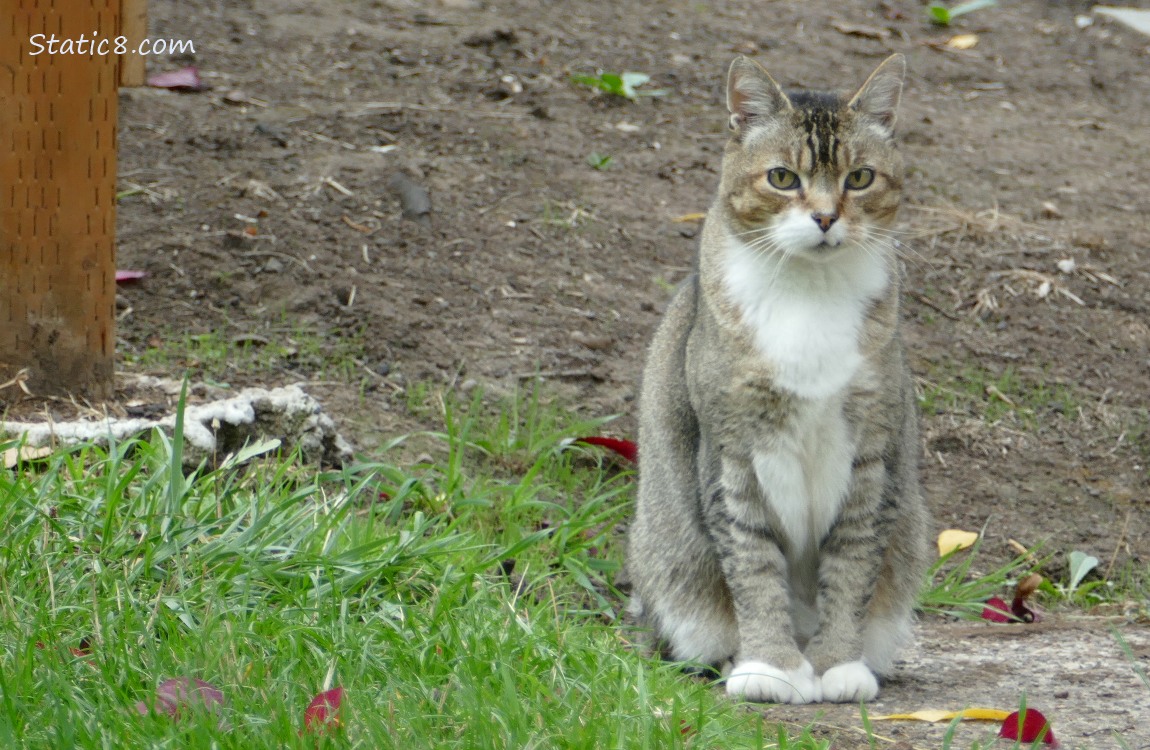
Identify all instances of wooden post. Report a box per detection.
[0,1,120,400]
[118,0,147,87]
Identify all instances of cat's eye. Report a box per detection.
[767,168,800,190]
[845,168,875,190]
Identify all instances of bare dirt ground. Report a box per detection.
[5,0,1150,746]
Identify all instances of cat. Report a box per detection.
[626,54,930,705]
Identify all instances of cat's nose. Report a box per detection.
[811,212,838,232]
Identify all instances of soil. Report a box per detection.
[5,0,1150,746]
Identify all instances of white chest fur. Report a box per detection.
[752,396,853,555]
[721,235,889,400]
[722,233,890,554]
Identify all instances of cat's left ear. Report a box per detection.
[726,56,790,131]
[848,54,906,133]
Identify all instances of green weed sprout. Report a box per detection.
[928,0,997,25]
[571,71,667,100]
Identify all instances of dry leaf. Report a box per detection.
[946,34,979,49]
[872,707,1012,722]
[831,20,891,40]
[302,687,344,735]
[569,436,638,463]
[135,677,226,720]
[115,270,147,283]
[982,596,1015,623]
[1000,708,1058,745]
[147,67,208,91]
[937,529,979,557]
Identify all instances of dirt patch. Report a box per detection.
[771,619,1150,748]
[3,0,1149,742]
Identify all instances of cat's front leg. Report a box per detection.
[803,457,888,703]
[712,460,822,704]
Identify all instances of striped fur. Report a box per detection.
[627,55,930,705]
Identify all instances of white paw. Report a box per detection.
[820,660,879,703]
[726,660,822,704]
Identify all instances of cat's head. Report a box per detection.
[719,55,905,262]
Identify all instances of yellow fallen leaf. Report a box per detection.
[947,34,979,49]
[872,708,1012,723]
[937,528,980,557]
[672,212,707,223]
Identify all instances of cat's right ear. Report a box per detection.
[726,56,790,132]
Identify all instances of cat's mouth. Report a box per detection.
[805,238,845,257]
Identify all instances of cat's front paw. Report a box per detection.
[726,660,821,704]
[820,660,879,703]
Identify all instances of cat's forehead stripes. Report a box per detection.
[785,90,845,172]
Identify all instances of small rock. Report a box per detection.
[1041,200,1063,219]
[459,378,478,393]
[1056,258,1077,274]
[222,89,251,105]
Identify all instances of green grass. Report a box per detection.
[918,537,1041,619]
[0,385,829,749]
[919,364,1079,427]
[6,381,1139,748]
[123,327,367,384]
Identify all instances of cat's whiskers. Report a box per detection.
[857,226,931,270]
[847,238,889,275]
[746,233,791,271]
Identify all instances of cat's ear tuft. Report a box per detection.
[726,56,790,131]
[848,54,906,132]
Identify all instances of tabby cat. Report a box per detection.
[627,54,930,704]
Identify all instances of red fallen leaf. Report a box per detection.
[572,436,638,463]
[135,677,226,719]
[302,686,344,734]
[999,708,1059,747]
[981,596,1016,623]
[35,639,95,665]
[147,66,208,91]
[115,270,147,283]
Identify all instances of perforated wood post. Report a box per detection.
[118,0,147,86]
[1,2,120,399]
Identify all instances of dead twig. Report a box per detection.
[906,290,961,321]
[352,101,528,120]
[0,368,32,396]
